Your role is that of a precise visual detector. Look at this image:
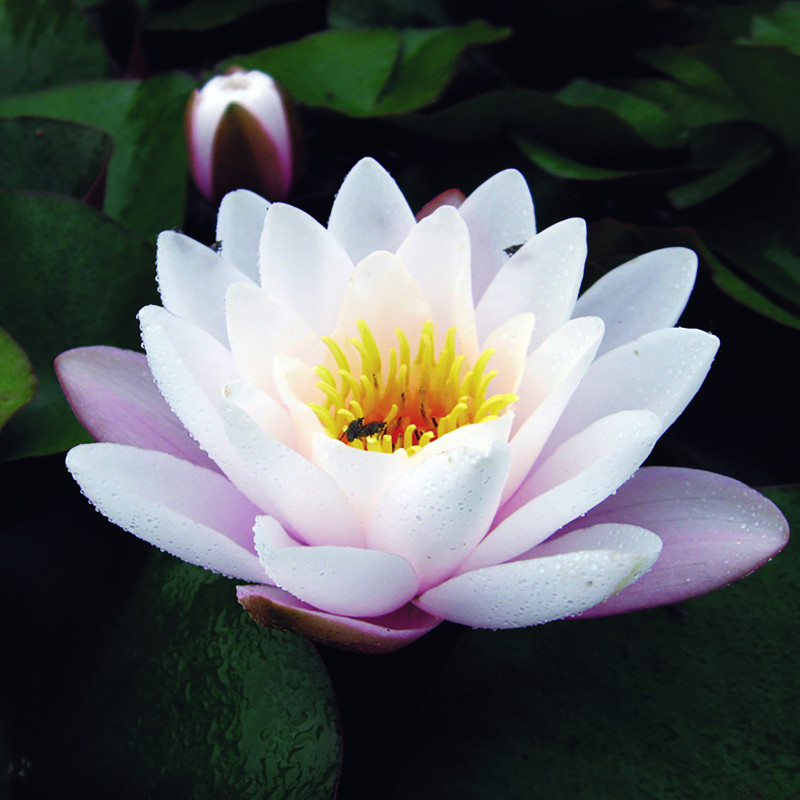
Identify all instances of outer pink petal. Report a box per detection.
[416,188,466,221]
[237,585,441,654]
[66,443,267,582]
[416,523,662,628]
[253,517,419,617]
[569,467,790,617]
[458,169,536,302]
[56,346,217,471]
[327,157,416,263]
[573,247,697,357]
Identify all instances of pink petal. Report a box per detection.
[416,188,466,221]
[327,157,416,263]
[415,523,662,628]
[55,346,217,471]
[253,517,419,617]
[569,467,790,616]
[237,584,441,654]
[574,247,697,357]
[458,169,536,302]
[66,443,266,582]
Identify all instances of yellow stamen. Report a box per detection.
[310,319,517,455]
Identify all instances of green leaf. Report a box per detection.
[220,21,509,117]
[26,553,341,798]
[556,78,686,150]
[0,327,36,432]
[749,2,800,54]
[327,0,449,29]
[0,73,196,241]
[0,117,112,199]
[395,88,682,162]
[0,191,158,460]
[0,0,111,98]
[512,132,634,180]
[693,43,800,147]
[395,485,800,799]
[145,0,296,31]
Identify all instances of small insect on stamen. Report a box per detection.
[340,417,388,443]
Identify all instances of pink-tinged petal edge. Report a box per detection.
[572,467,790,617]
[236,584,441,654]
[55,346,217,472]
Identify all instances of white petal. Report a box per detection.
[574,247,697,356]
[220,395,364,547]
[226,281,324,396]
[413,415,514,465]
[415,523,662,628]
[311,433,411,524]
[458,169,536,302]
[479,312,535,396]
[395,206,478,356]
[156,231,253,344]
[139,305,238,467]
[464,410,662,571]
[505,317,604,500]
[254,516,419,617]
[544,327,719,457]
[368,441,511,592]
[335,250,431,352]
[222,379,294,448]
[476,218,586,348]
[66,443,267,582]
[216,189,270,282]
[259,203,354,334]
[327,157,416,263]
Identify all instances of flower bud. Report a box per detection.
[185,67,298,203]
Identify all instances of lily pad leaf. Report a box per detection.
[0,117,112,201]
[0,328,36,432]
[394,485,800,799]
[24,552,341,798]
[749,2,800,55]
[0,191,158,461]
[512,132,633,180]
[0,0,111,98]
[0,73,196,241]
[221,21,509,117]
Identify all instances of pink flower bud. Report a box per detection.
[185,67,298,203]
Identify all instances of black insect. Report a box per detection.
[504,242,524,256]
[340,417,387,442]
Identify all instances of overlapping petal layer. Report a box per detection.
[60,157,789,652]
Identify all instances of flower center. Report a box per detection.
[308,319,517,455]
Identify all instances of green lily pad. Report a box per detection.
[0,327,36,432]
[395,487,800,799]
[0,117,112,200]
[0,191,157,460]
[0,73,196,241]
[0,0,110,98]
[24,552,341,798]
[221,21,509,117]
[749,1,800,54]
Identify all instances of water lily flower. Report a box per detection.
[185,67,297,203]
[58,158,789,654]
